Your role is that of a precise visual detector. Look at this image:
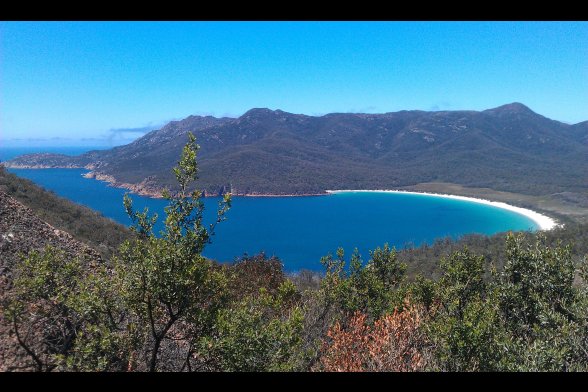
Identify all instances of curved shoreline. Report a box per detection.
[325,189,560,231]
[2,166,562,230]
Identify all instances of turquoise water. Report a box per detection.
[6,164,539,271]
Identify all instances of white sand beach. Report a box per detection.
[325,189,560,231]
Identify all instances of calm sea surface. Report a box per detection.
[2,147,539,271]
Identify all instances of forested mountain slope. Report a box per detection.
[4,103,587,199]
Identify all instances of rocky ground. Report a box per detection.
[0,191,102,371]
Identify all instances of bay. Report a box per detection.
[6,166,539,272]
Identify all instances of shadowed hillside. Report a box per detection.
[4,103,587,200]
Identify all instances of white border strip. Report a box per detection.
[325,189,560,231]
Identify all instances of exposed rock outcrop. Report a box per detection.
[82,171,164,198]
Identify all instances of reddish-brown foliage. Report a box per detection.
[319,304,428,372]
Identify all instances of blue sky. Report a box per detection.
[1,21,587,146]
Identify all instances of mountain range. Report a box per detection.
[3,103,587,199]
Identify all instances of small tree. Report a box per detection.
[496,233,587,371]
[426,247,508,371]
[115,132,232,371]
[499,233,575,338]
[2,132,233,372]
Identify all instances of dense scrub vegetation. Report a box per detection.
[395,223,588,280]
[2,134,587,372]
[0,167,133,259]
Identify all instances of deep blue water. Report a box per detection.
[6,161,539,272]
